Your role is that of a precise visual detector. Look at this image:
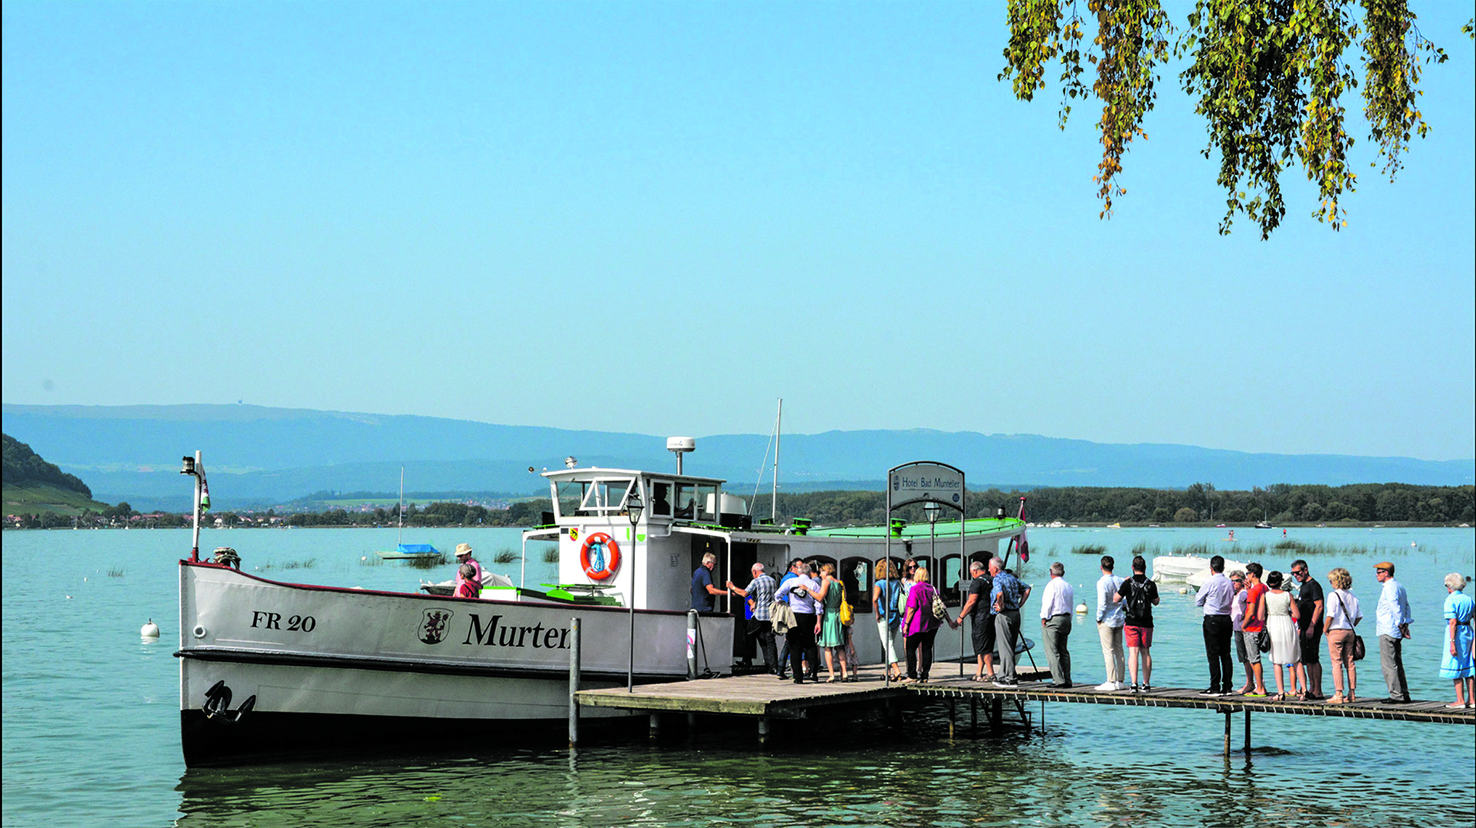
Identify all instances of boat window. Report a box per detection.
[673,484,696,521]
[555,480,591,518]
[580,478,634,513]
[840,556,871,614]
[938,554,964,606]
[694,484,719,523]
[650,481,673,518]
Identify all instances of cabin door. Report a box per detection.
[726,541,759,663]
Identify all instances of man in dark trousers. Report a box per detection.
[1292,558,1325,699]
[1194,555,1235,695]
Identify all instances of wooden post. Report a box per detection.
[568,618,580,747]
[1223,710,1231,757]
[970,695,978,736]
[948,697,956,740]
[1243,709,1251,756]
[687,712,697,732]
[758,717,770,745]
[648,712,661,740]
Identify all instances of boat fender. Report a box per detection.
[141,618,160,638]
[579,532,621,580]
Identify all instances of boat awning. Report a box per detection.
[397,543,440,555]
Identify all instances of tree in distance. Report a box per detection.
[999,0,1471,239]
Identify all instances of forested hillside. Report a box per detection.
[2,433,93,497]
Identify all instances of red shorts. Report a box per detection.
[1124,625,1154,648]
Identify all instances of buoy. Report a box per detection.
[1074,602,1088,614]
[141,619,160,638]
[1178,587,1189,594]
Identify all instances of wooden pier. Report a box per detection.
[575,664,1474,752]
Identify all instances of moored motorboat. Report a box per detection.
[175,443,1025,766]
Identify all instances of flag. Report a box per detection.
[198,461,211,512]
[1015,496,1029,563]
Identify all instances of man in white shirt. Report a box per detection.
[1374,561,1413,703]
[1095,555,1127,691]
[1194,555,1235,696]
[1040,561,1074,688]
[783,559,822,685]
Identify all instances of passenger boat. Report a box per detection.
[175,444,1024,766]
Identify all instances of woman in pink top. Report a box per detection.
[900,568,957,682]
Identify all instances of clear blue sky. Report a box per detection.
[3,2,1473,461]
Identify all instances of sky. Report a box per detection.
[3,1,1473,462]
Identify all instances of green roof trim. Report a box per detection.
[809,518,1022,539]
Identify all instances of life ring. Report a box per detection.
[579,532,621,580]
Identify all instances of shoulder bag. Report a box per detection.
[838,583,854,626]
[930,585,948,620]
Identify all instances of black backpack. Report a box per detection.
[1124,577,1153,617]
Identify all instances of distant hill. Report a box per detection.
[2,433,111,515]
[3,404,1472,513]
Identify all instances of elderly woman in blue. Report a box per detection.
[1441,573,1475,709]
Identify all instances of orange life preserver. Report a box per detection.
[579,532,621,580]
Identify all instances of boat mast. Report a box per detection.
[398,466,404,546]
[771,398,781,522]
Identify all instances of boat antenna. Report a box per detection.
[772,398,781,522]
[748,399,782,519]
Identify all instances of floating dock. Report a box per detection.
[575,664,1474,753]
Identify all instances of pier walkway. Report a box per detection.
[575,664,1473,751]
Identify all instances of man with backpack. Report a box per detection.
[1114,555,1160,692]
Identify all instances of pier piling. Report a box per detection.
[648,712,661,740]
[568,618,580,747]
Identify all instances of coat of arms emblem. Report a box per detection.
[419,609,454,645]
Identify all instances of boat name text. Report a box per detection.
[250,611,317,632]
[463,614,571,649]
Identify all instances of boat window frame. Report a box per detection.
[579,477,636,515]
[649,480,675,519]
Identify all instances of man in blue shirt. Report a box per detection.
[690,553,728,612]
[990,557,1025,687]
[1374,561,1413,703]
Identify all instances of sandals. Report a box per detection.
[1270,693,1285,701]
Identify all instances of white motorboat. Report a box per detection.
[1151,555,1211,582]
[175,444,1025,766]
[1185,559,1249,589]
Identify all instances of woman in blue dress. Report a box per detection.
[1440,572,1475,709]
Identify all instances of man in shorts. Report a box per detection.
[956,559,995,681]
[1240,563,1270,696]
[1292,558,1325,699]
[1114,555,1159,692]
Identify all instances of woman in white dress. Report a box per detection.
[1265,570,1302,700]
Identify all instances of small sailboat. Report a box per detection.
[374,467,441,561]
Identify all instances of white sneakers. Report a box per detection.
[1095,681,1130,691]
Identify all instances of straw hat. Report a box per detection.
[455,543,474,558]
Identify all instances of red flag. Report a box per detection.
[1015,496,1029,563]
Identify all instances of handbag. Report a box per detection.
[838,583,854,626]
[930,586,947,620]
[1334,593,1366,661]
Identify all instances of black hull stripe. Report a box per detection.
[177,646,682,684]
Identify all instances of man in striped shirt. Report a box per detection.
[729,563,779,675]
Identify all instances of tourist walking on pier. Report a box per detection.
[1264,571,1301,700]
[1374,562,1413,703]
[1095,555,1126,692]
[1323,567,1362,704]
[1229,570,1256,694]
[728,563,778,676]
[901,567,955,682]
[1040,561,1074,687]
[1241,563,1270,697]
[990,557,1025,687]
[1292,559,1325,700]
[809,563,851,682]
[1440,573,1474,709]
[1115,555,1159,692]
[957,559,995,682]
[1195,555,1234,696]
[873,559,904,681]
[784,558,822,684]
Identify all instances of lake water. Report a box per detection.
[3,525,1473,827]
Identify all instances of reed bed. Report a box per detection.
[542,548,560,564]
[493,549,519,564]
[106,566,125,578]
[405,553,449,569]
[259,558,318,571]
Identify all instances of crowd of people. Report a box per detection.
[720,551,1476,708]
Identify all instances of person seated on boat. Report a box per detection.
[454,564,482,599]
[454,543,482,593]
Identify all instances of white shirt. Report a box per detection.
[1096,572,1125,627]
[1040,576,1074,619]
[1326,588,1362,631]
[1195,572,1235,616]
[788,573,821,615]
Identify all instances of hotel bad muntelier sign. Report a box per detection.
[888,462,964,510]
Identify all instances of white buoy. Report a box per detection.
[1075,602,1088,614]
[1178,587,1189,594]
[141,618,160,638]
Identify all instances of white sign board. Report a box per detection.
[889,462,965,511]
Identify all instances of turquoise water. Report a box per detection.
[3,526,1473,827]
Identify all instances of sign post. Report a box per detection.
[884,461,967,682]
